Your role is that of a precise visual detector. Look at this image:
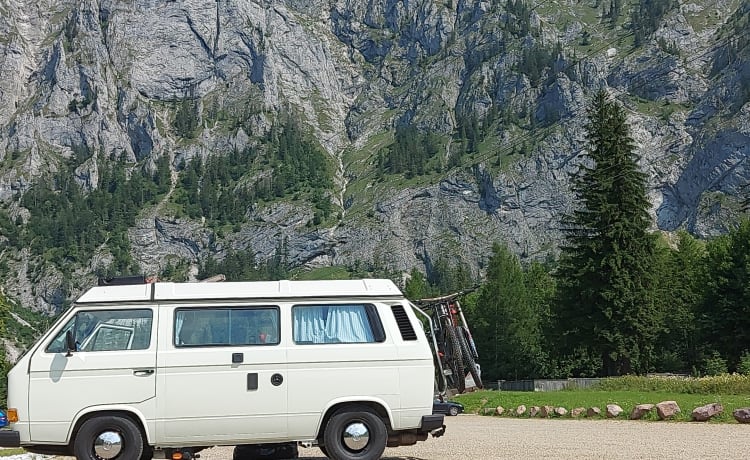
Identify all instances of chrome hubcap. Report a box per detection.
[343,422,370,451]
[94,431,123,459]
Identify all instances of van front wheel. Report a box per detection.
[323,407,386,460]
[74,416,144,460]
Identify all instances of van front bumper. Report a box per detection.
[0,430,20,447]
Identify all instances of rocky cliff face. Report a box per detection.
[0,0,748,313]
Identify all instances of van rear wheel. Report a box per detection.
[323,407,386,460]
[74,415,144,460]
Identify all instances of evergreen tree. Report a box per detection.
[653,232,704,372]
[404,268,431,300]
[523,260,556,376]
[473,243,546,380]
[555,90,660,376]
[699,219,750,370]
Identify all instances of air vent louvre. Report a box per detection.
[391,305,417,341]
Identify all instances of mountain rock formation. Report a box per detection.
[0,0,748,314]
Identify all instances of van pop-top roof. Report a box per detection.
[76,279,404,304]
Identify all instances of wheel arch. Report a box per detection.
[68,407,151,448]
[315,399,393,441]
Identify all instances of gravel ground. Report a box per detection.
[196,415,750,460]
[12,415,748,460]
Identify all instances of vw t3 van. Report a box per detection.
[0,278,444,460]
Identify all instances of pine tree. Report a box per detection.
[700,219,750,369]
[473,243,547,380]
[556,90,660,376]
[653,232,704,372]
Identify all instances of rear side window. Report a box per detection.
[292,304,385,344]
[175,307,279,347]
[46,309,153,353]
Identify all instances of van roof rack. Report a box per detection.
[97,275,147,286]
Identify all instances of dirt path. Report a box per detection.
[198,414,750,460]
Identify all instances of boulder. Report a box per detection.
[571,407,586,417]
[587,407,601,417]
[692,403,723,422]
[529,406,541,417]
[606,404,623,418]
[554,407,568,417]
[656,401,681,420]
[630,404,655,420]
[515,405,527,416]
[733,408,750,423]
[540,405,555,418]
[495,406,505,416]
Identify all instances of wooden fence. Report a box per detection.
[496,378,602,391]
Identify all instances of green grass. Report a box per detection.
[0,448,26,457]
[455,375,750,423]
[454,389,750,422]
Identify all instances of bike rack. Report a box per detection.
[415,287,483,394]
[409,301,449,397]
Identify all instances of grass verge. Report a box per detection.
[454,389,750,423]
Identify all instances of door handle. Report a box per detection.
[133,369,155,376]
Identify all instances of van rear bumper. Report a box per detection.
[0,430,20,447]
[419,414,445,433]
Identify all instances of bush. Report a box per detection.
[737,351,750,375]
[702,352,728,376]
[595,373,750,394]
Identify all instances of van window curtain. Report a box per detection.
[325,305,374,343]
[293,305,375,344]
[293,307,329,343]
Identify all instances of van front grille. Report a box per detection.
[391,305,417,341]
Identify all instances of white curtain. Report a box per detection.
[293,306,329,343]
[294,305,374,343]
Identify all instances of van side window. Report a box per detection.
[46,309,153,353]
[175,307,280,347]
[292,304,385,344]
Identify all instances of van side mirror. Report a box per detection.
[65,330,76,357]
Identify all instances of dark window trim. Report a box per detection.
[173,305,281,348]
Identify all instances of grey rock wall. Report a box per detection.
[0,0,748,312]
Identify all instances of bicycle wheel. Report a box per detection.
[443,322,465,393]
[460,326,479,360]
[458,327,483,389]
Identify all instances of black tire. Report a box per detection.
[233,443,298,460]
[457,328,483,389]
[459,326,479,360]
[443,323,465,393]
[73,415,144,460]
[323,406,387,460]
[319,445,330,458]
[448,406,459,417]
[141,446,154,460]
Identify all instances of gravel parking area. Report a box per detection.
[197,414,750,460]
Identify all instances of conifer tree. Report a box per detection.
[653,232,704,372]
[700,219,750,369]
[556,90,659,376]
[474,243,547,380]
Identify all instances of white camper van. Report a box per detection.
[0,278,444,460]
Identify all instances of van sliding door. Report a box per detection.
[155,305,287,444]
